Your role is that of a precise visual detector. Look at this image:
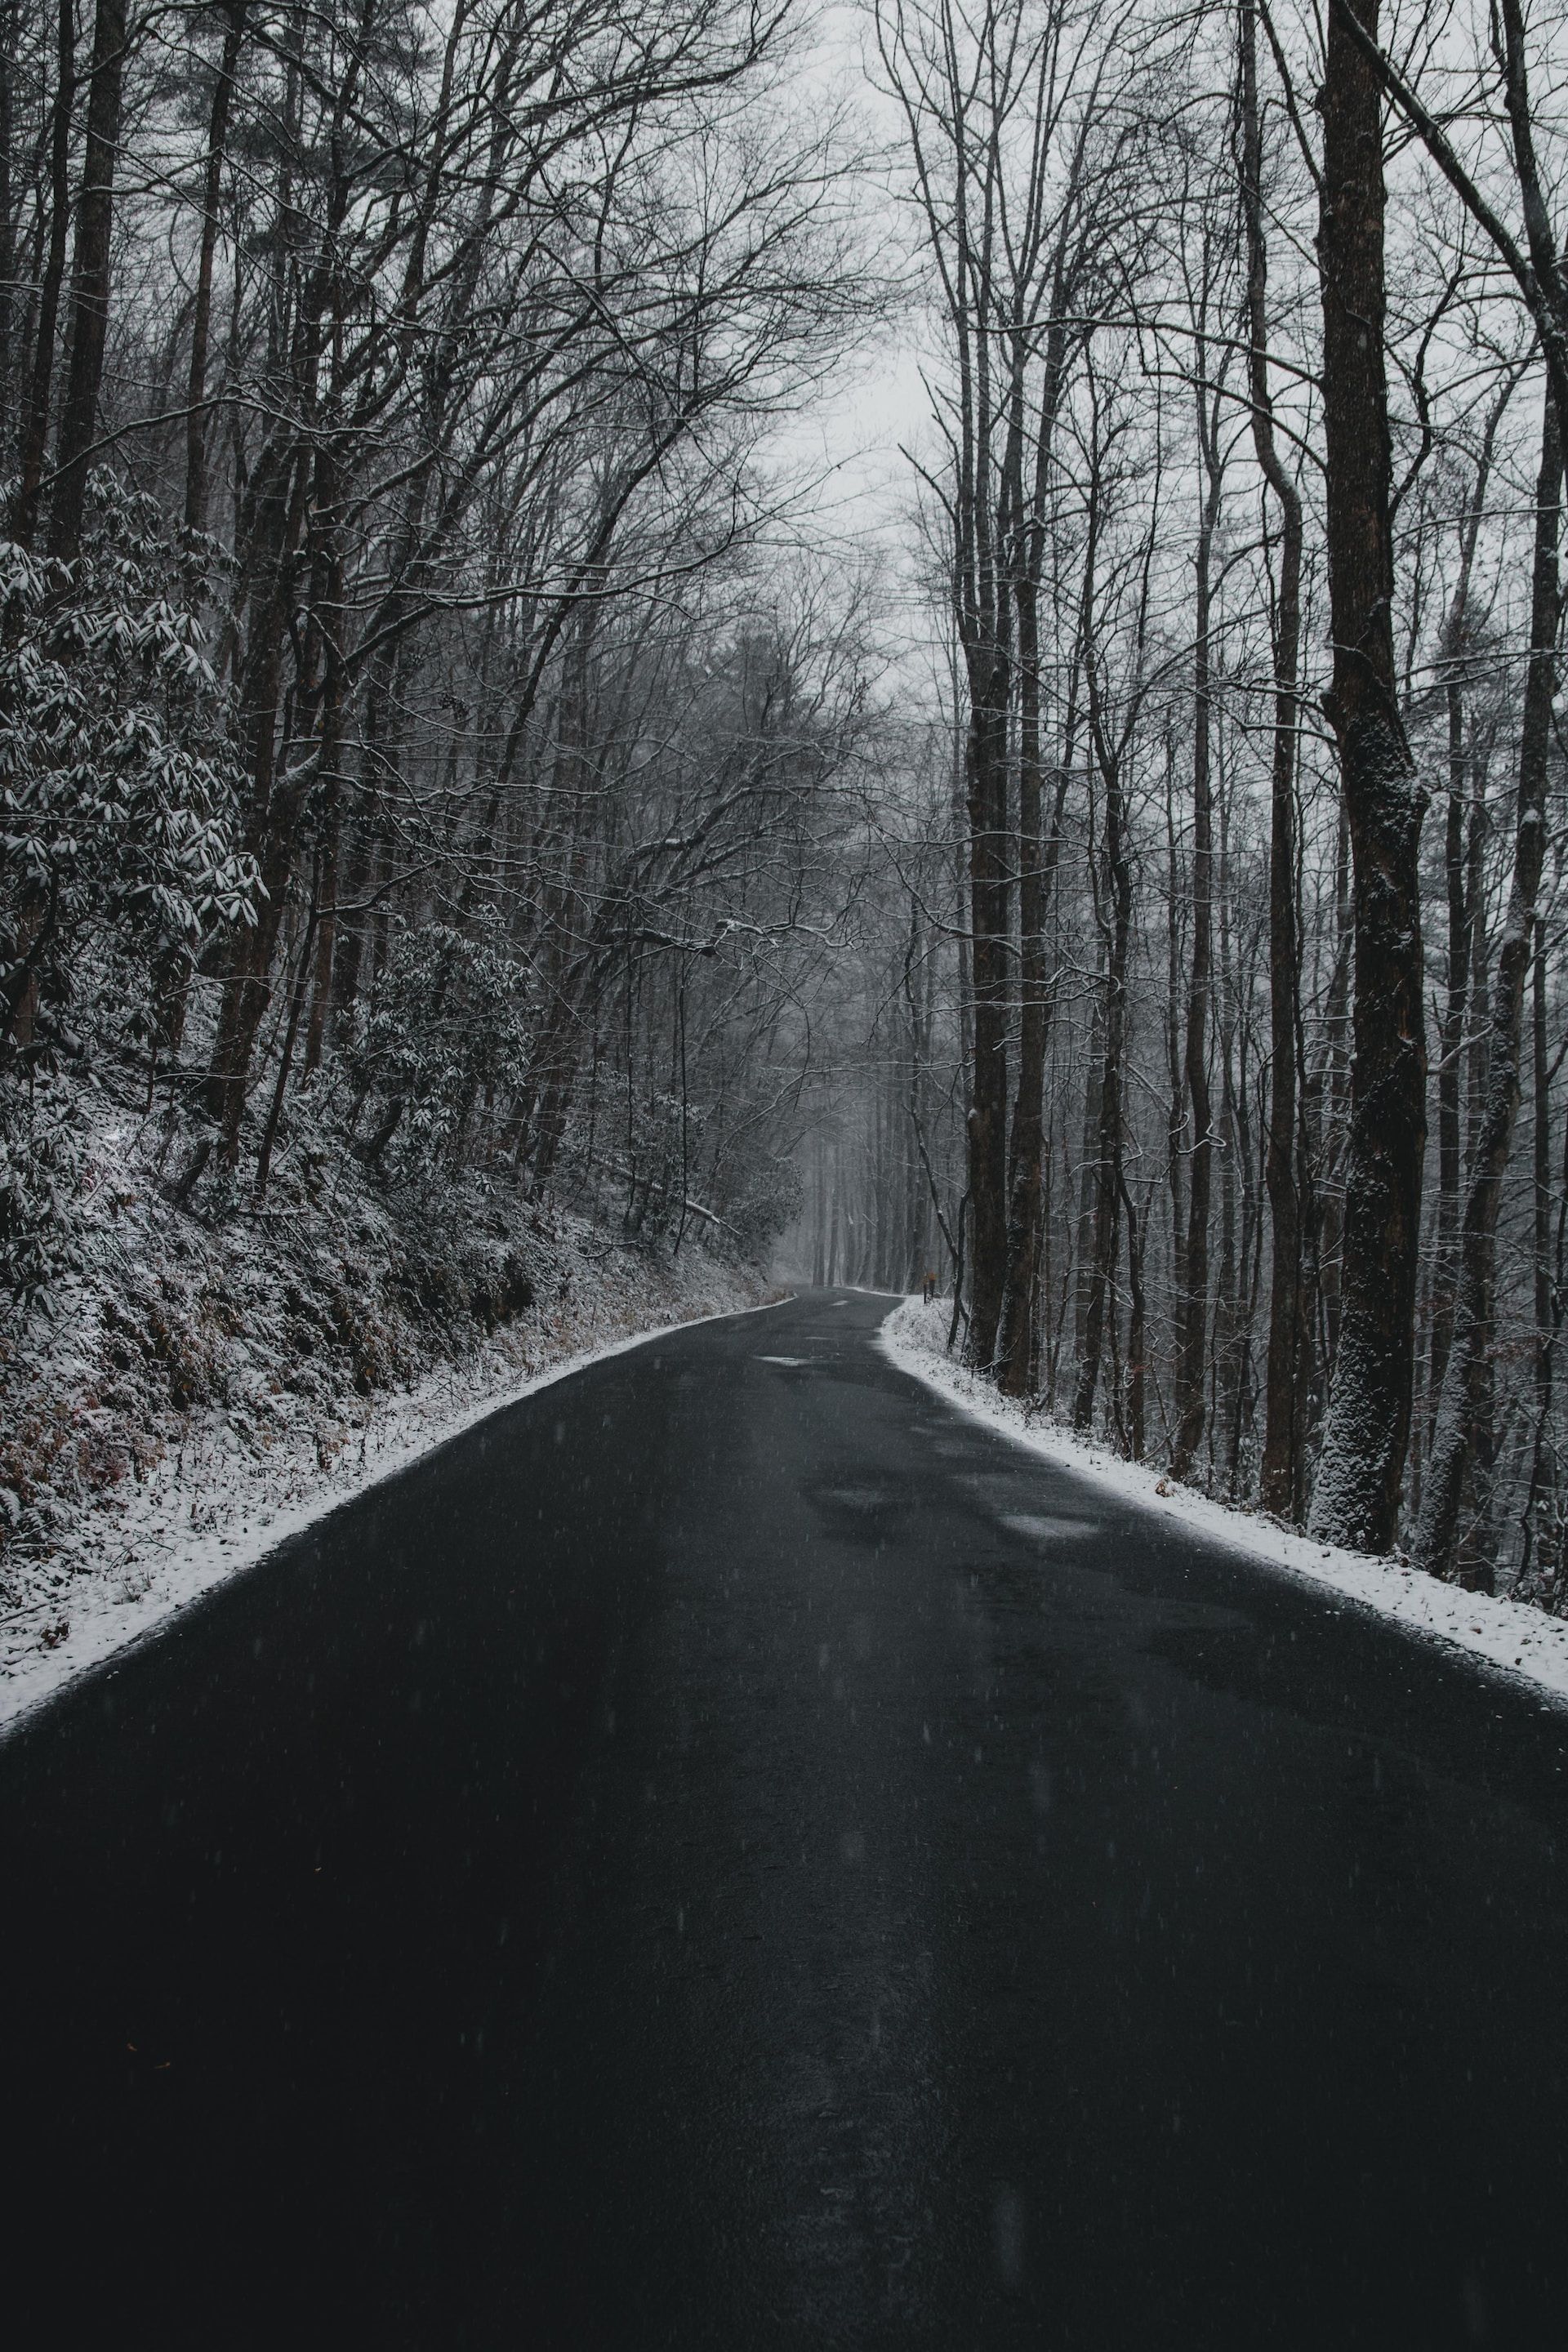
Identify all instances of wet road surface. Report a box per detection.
[5,1288,1568,2347]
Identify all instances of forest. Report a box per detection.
[813,0,1568,1595]
[1,0,1566,1597]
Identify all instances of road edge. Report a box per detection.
[877,1294,1568,1713]
[0,1290,794,1744]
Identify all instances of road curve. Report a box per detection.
[4,1289,1568,2348]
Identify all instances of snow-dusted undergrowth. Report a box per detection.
[880,1295,1568,1708]
[1,1115,773,1732]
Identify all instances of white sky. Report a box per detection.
[756,2,951,702]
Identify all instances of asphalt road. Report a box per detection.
[6,1289,1568,2349]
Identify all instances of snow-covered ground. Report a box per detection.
[1,1200,774,1735]
[880,1294,1568,1708]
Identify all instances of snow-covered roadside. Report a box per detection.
[879,1294,1568,1708]
[1,1263,783,1736]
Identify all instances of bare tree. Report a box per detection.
[1306,0,1428,1553]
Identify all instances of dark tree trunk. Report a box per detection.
[1170,375,1223,1480]
[524,612,601,1186]
[997,316,1071,1396]
[1428,392,1511,1450]
[1521,933,1564,1585]
[964,631,1011,1369]
[1308,0,1428,1552]
[1122,1169,1147,1460]
[1535,938,1552,1429]
[996,566,1047,1395]
[1414,387,1562,1581]
[1073,659,1133,1434]
[12,0,74,548]
[1165,733,1187,1298]
[185,4,246,534]
[1073,984,1103,1373]
[996,652,1072,1392]
[48,0,127,561]
[1242,0,1307,1520]
[0,1,16,409]
[1316,808,1353,1392]
[902,900,930,1290]
[1431,768,1469,1410]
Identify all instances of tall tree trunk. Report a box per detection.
[1242,0,1307,1519]
[525,611,602,1186]
[1316,808,1353,1392]
[1414,387,1563,1582]
[185,3,246,533]
[1307,0,1428,1552]
[997,316,1072,1395]
[0,0,16,411]
[1073,986,1103,1372]
[1073,687,1133,1432]
[826,1152,841,1286]
[1427,397,1511,1432]
[902,901,930,1290]
[1431,764,1470,1414]
[1522,936,1564,1586]
[1165,732,1187,1300]
[1171,370,1223,1480]
[997,675,1072,1391]
[963,630,1011,1368]
[1534,935,1552,1433]
[1122,1170,1147,1459]
[12,0,74,548]
[996,559,1047,1394]
[48,0,127,561]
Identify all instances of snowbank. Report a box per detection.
[2,1136,776,1732]
[879,1294,1568,1708]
